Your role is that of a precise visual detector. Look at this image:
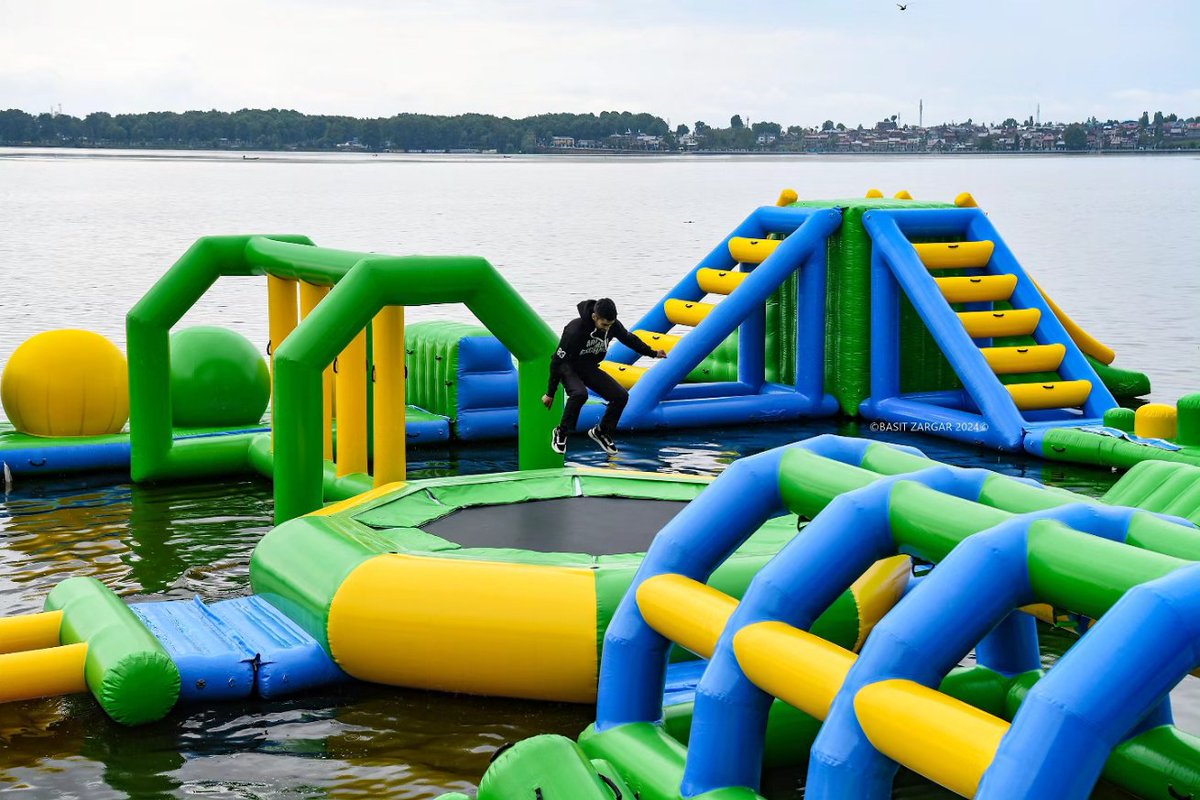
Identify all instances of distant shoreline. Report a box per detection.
[2,145,1196,162]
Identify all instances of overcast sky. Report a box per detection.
[2,0,1197,128]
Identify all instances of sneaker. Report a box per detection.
[551,427,568,454]
[588,426,619,456]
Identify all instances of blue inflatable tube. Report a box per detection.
[1,441,132,477]
[681,465,989,795]
[805,504,1137,799]
[622,208,842,426]
[979,563,1200,799]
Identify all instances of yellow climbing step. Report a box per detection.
[935,274,1017,304]
[1006,379,1092,410]
[633,330,682,352]
[728,237,781,264]
[914,241,995,270]
[981,344,1066,375]
[599,361,649,390]
[665,299,714,327]
[958,308,1040,338]
[697,268,749,295]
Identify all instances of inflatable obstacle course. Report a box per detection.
[2,188,1187,484]
[450,435,1200,800]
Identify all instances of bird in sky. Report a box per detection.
[897,3,908,9]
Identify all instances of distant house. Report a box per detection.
[551,136,575,148]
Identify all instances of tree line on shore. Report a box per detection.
[0,108,669,152]
[0,107,1195,153]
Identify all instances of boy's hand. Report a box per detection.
[541,394,554,409]
[654,349,667,358]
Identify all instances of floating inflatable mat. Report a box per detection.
[251,467,886,703]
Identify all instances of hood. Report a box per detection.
[577,299,597,321]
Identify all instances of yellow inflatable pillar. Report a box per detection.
[0,642,88,703]
[636,574,737,658]
[372,306,406,486]
[267,276,299,441]
[299,282,334,460]
[855,678,1007,798]
[894,190,913,200]
[0,610,63,654]
[1135,403,1178,440]
[865,188,884,198]
[776,188,798,207]
[734,622,856,719]
[335,329,369,477]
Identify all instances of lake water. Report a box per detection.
[0,149,1198,799]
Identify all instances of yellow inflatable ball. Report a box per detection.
[1,330,129,437]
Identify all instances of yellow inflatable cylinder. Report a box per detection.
[1135,403,1178,440]
[776,188,798,207]
[267,276,299,365]
[734,622,856,720]
[636,574,737,659]
[914,241,995,270]
[329,554,598,702]
[664,299,714,328]
[599,361,648,390]
[335,329,369,477]
[958,308,1040,338]
[1006,380,1092,411]
[865,188,884,198]
[0,642,88,703]
[299,282,334,460]
[372,306,406,486]
[894,190,913,200]
[0,610,63,655]
[0,330,129,437]
[697,268,749,295]
[728,237,781,265]
[854,678,1007,798]
[848,556,912,650]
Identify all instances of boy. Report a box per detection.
[542,298,666,455]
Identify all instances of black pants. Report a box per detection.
[558,363,628,434]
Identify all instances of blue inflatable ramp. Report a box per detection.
[131,595,344,703]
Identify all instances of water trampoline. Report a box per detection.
[250,467,825,702]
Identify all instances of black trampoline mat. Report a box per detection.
[419,497,690,555]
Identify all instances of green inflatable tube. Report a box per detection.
[44,577,180,726]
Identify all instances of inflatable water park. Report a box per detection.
[1,189,1199,799]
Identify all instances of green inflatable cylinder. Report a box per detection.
[1104,406,1136,433]
[478,735,626,800]
[1177,393,1200,446]
[44,577,180,725]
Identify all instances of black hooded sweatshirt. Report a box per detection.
[547,299,657,395]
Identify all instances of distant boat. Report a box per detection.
[242,155,259,161]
